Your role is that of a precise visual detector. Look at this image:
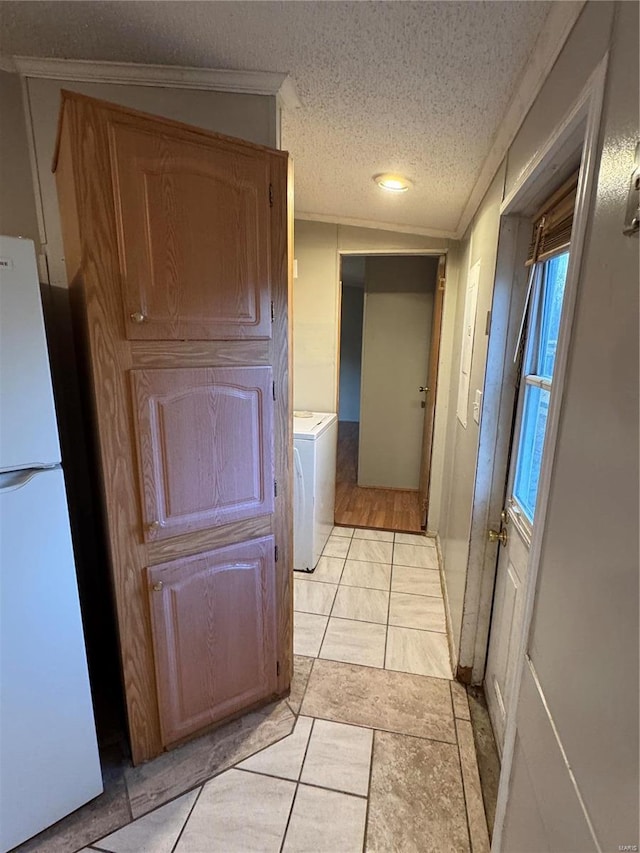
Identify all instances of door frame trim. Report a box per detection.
[335,249,447,516]
[486,55,609,849]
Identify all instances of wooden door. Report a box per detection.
[131,367,274,541]
[147,537,277,744]
[418,255,446,528]
[109,122,273,341]
[54,91,292,762]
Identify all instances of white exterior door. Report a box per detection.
[485,251,570,751]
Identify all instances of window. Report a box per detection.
[513,252,569,521]
[510,171,577,527]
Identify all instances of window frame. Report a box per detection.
[508,247,570,538]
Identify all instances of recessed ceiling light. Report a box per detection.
[374,173,412,192]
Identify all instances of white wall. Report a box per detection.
[358,255,437,490]
[337,285,364,422]
[21,76,278,286]
[435,0,625,671]
[292,220,453,520]
[0,71,39,244]
[502,2,639,848]
[292,220,451,414]
[437,165,505,659]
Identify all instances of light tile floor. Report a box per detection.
[294,526,452,679]
[83,663,489,853]
[64,527,492,853]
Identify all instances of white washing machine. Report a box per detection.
[293,411,338,572]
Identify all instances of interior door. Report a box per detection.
[54,92,291,761]
[485,250,571,751]
[358,255,436,490]
[418,255,446,528]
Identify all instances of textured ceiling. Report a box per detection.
[0,1,551,235]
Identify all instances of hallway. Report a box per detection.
[26,527,493,853]
[80,657,489,852]
[334,423,423,532]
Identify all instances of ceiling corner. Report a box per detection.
[0,56,17,73]
[10,55,297,102]
[277,75,301,110]
[454,0,587,239]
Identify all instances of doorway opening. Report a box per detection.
[334,253,445,533]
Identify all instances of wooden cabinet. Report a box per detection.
[147,537,277,745]
[109,121,273,341]
[131,366,274,542]
[54,91,292,763]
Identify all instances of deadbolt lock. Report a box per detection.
[489,527,508,547]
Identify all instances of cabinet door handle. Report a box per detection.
[130,311,146,323]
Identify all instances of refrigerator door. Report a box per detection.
[0,466,102,852]
[0,236,61,471]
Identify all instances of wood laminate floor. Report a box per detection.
[334,421,423,532]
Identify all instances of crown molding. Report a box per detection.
[455,0,586,240]
[10,56,301,109]
[295,211,456,241]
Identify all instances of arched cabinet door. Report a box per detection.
[147,537,277,745]
[131,366,274,542]
[109,120,273,341]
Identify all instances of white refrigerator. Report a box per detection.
[0,236,103,852]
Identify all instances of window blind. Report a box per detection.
[514,170,579,364]
[525,171,579,265]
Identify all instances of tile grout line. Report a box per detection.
[169,782,205,853]
[361,726,377,853]
[312,651,455,683]
[381,536,396,669]
[294,655,317,716]
[389,588,446,601]
[315,592,337,660]
[278,780,299,853]
[301,711,458,748]
[454,715,475,853]
[449,681,474,852]
[236,764,369,800]
[277,717,316,853]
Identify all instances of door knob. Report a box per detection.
[419,386,429,393]
[489,527,508,547]
[148,520,161,532]
[130,311,146,323]
[152,581,164,592]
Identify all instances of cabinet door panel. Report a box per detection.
[132,366,274,541]
[147,536,277,744]
[109,122,272,341]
